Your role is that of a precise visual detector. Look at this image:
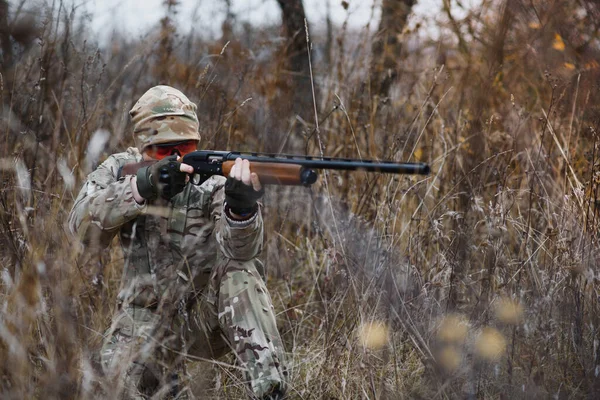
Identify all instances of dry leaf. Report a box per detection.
[414,148,423,160]
[553,33,565,51]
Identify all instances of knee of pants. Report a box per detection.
[218,258,270,305]
[183,259,268,360]
[219,258,265,280]
[217,259,280,337]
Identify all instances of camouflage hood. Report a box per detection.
[129,85,201,150]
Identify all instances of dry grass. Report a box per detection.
[1,0,600,398]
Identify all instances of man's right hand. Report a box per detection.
[135,155,193,201]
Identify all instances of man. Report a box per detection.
[68,85,287,399]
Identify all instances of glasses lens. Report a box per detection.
[147,141,197,160]
[176,141,197,155]
[150,146,172,159]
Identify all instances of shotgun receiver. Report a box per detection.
[180,150,430,185]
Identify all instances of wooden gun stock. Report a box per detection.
[119,161,157,178]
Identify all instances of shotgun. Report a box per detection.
[120,150,430,186]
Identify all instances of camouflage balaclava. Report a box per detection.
[129,85,200,151]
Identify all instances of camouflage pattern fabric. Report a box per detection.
[69,147,287,398]
[129,85,201,151]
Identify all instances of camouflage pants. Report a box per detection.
[100,258,287,399]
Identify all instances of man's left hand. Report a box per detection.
[225,158,264,219]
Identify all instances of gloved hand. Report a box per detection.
[225,158,264,216]
[136,155,188,200]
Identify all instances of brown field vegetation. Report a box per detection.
[1,0,600,398]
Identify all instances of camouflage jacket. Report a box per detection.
[68,147,264,308]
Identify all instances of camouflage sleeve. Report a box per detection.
[68,153,146,248]
[208,177,264,261]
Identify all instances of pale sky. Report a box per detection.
[79,0,471,43]
[16,0,478,43]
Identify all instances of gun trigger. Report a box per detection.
[191,174,202,185]
[191,174,211,186]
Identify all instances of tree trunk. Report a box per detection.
[369,0,416,98]
[448,0,514,311]
[276,0,308,80]
[275,0,313,121]
[221,0,234,41]
[155,0,178,83]
[0,0,12,69]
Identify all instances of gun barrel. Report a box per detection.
[221,152,431,176]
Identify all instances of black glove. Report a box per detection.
[225,176,264,216]
[136,155,187,200]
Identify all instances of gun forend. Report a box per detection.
[222,161,317,185]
